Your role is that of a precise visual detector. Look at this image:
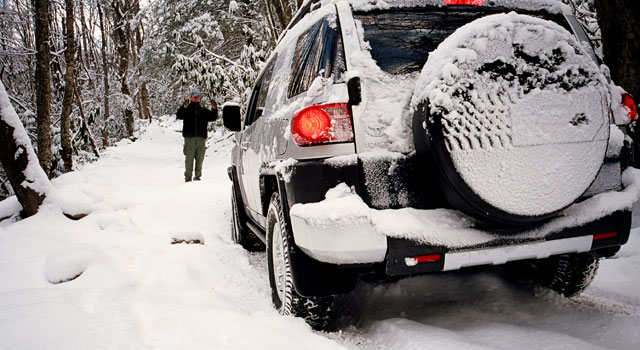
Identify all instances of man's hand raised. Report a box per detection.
[210,100,217,110]
[183,99,189,108]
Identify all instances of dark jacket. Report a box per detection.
[176,102,218,138]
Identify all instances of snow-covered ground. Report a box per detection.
[1,116,638,349]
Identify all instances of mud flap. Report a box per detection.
[275,175,358,297]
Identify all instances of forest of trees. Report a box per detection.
[0,0,303,209]
[0,0,638,217]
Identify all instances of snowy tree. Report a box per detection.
[0,81,51,218]
[60,0,76,172]
[140,0,271,114]
[0,0,278,202]
[264,0,303,38]
[0,0,144,201]
[33,0,52,177]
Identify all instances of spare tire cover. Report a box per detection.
[412,13,610,221]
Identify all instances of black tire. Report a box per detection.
[231,186,264,252]
[535,253,600,297]
[266,192,335,330]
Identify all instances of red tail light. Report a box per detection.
[291,103,354,146]
[405,254,442,266]
[622,93,638,124]
[593,232,618,241]
[445,0,484,5]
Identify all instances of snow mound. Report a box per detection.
[44,245,100,284]
[53,186,95,220]
[0,196,21,225]
[412,12,610,217]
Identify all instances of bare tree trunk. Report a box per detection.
[34,0,52,177]
[277,0,293,26]
[131,0,151,121]
[596,0,640,100]
[597,0,640,164]
[113,0,135,138]
[140,82,151,121]
[263,0,280,45]
[78,0,91,70]
[76,2,95,91]
[97,1,110,146]
[74,85,101,158]
[136,89,143,119]
[0,81,49,218]
[267,0,289,31]
[60,0,76,172]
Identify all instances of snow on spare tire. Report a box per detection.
[412,12,610,224]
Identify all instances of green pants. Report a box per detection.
[183,137,206,180]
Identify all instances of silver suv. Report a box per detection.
[223,0,638,329]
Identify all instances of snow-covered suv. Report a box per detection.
[223,0,639,329]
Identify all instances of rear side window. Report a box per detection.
[245,56,277,127]
[354,7,572,75]
[287,15,346,98]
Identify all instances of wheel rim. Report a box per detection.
[271,221,287,306]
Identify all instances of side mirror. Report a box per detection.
[222,102,242,132]
[347,77,361,106]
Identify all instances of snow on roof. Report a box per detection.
[310,0,571,14]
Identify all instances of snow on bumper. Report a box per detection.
[441,236,593,271]
[289,169,640,267]
[290,216,387,264]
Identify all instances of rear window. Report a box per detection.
[354,7,571,75]
[288,15,346,98]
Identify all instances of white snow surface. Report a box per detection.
[1,116,639,349]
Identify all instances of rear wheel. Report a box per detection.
[266,192,335,330]
[231,186,264,252]
[534,253,600,297]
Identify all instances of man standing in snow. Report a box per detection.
[176,90,218,182]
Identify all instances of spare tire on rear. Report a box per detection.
[411,13,610,227]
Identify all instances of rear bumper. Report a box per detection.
[283,158,639,278]
[290,209,631,276]
[387,210,630,276]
